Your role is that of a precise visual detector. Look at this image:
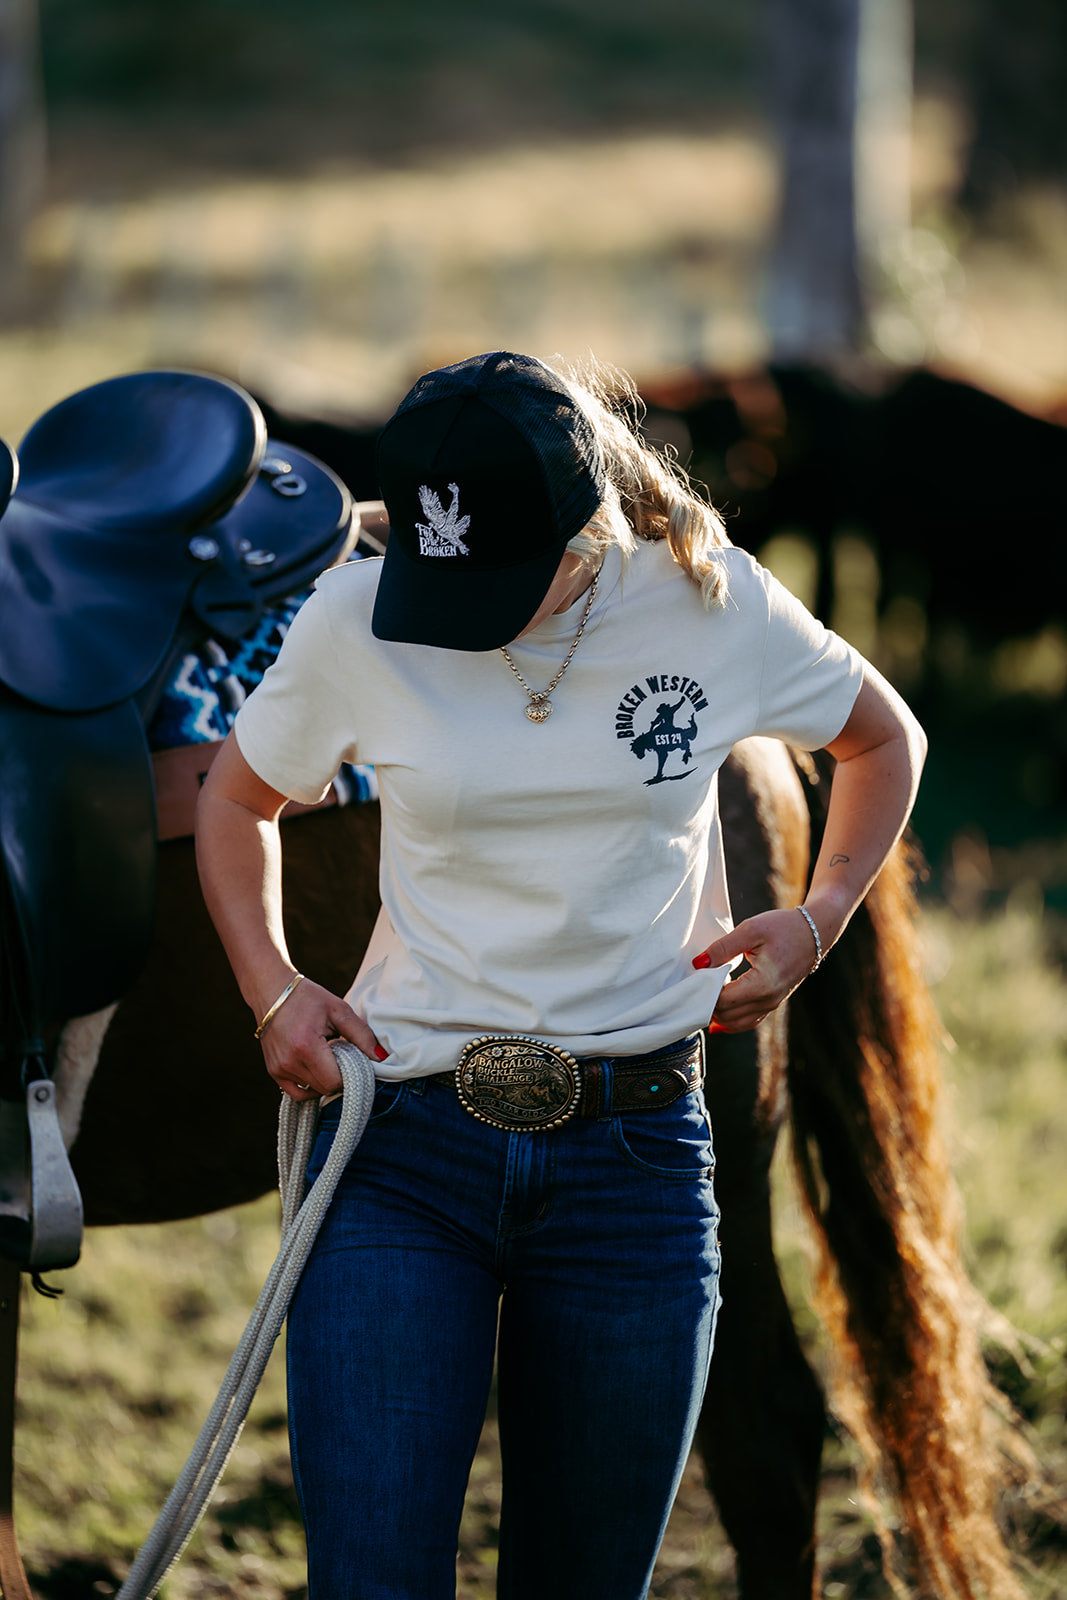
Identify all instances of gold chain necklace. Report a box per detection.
[499,567,601,723]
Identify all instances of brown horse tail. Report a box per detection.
[786,749,1032,1600]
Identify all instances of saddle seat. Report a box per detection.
[0,370,266,713]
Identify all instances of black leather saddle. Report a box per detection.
[0,370,358,1268]
[0,369,356,710]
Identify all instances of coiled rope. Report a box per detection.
[117,1040,377,1600]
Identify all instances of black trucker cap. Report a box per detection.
[371,351,606,650]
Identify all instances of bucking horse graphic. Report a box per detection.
[630,695,699,785]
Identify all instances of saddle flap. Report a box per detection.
[189,441,355,641]
[0,692,156,1059]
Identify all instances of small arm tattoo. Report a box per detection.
[829,853,850,867]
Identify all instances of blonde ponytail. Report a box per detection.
[561,359,731,608]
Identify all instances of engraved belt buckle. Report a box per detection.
[455,1035,582,1132]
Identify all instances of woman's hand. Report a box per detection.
[695,907,823,1034]
[195,734,389,1102]
[258,977,387,1102]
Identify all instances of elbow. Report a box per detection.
[907,711,928,774]
[907,706,928,776]
[193,781,213,841]
[194,760,227,837]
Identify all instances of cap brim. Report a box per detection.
[371,531,564,651]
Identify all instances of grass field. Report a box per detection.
[12,897,1066,1599]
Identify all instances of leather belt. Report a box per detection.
[441,1033,704,1132]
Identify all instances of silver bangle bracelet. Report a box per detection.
[794,906,823,971]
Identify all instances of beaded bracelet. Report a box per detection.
[794,906,823,971]
[254,973,306,1040]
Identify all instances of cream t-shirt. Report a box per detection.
[234,539,862,1079]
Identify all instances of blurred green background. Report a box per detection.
[7,0,1064,429]
[3,2,1066,1595]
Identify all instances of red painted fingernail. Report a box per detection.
[709,1020,728,1034]
[692,952,711,970]
[373,1046,388,1061]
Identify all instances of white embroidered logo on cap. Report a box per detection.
[416,483,471,557]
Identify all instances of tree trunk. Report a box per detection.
[0,0,45,318]
[764,0,912,363]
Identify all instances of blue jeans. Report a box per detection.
[286,1057,722,1600]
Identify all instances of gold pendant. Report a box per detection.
[526,697,552,722]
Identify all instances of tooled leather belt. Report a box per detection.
[440,1032,705,1132]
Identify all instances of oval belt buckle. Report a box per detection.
[455,1035,582,1131]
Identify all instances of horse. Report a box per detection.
[1,373,1026,1600]
[639,361,1067,662]
[259,367,1067,669]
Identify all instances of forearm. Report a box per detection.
[702,667,925,1032]
[194,731,378,1097]
[194,790,296,1022]
[803,693,927,953]
[803,738,921,945]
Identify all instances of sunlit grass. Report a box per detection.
[4,105,1065,449]
[4,130,779,445]
[927,901,1067,1335]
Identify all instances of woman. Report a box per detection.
[195,351,926,1599]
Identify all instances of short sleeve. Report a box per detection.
[755,566,863,749]
[233,585,361,803]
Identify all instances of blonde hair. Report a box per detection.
[560,359,731,608]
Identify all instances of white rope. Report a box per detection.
[116,1040,378,1600]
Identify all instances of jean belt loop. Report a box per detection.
[596,1060,614,1120]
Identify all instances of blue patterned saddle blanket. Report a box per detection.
[148,571,377,837]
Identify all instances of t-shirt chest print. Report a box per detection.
[615,672,709,786]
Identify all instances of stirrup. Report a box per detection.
[0,1081,83,1271]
